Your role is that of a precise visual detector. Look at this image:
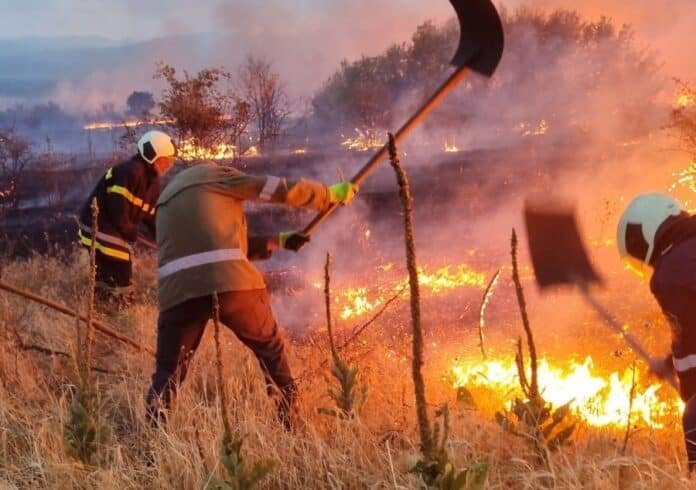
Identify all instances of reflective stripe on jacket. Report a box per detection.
[156,164,332,311]
[77,224,132,261]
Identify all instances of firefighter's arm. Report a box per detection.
[103,166,139,241]
[218,168,356,210]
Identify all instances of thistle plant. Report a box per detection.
[389,134,488,489]
[318,252,366,419]
[495,230,574,470]
[64,197,109,465]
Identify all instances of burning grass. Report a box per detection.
[0,248,692,488]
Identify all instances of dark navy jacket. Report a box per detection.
[651,234,696,367]
[77,155,159,261]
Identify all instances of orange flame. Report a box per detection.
[336,263,488,320]
[451,356,682,429]
[341,129,383,152]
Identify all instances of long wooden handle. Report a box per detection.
[303,65,472,236]
[0,280,155,357]
[577,284,678,391]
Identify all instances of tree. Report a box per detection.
[125,91,156,119]
[0,128,33,211]
[311,9,663,142]
[239,56,290,151]
[155,63,251,156]
[311,45,407,138]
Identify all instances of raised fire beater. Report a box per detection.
[78,131,176,306]
[617,193,696,468]
[145,163,357,428]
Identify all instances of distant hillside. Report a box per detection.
[0,33,231,100]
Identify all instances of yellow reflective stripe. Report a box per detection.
[107,185,144,207]
[78,231,130,261]
[106,185,155,214]
[105,168,113,180]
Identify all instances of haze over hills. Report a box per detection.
[0,34,229,106]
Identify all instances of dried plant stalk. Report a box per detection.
[511,229,538,397]
[212,292,233,441]
[388,132,433,457]
[478,269,501,359]
[324,252,338,361]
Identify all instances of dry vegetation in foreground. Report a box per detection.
[0,248,693,489]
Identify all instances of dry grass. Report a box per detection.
[0,249,693,489]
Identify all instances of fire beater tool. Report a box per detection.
[523,202,678,390]
[302,0,505,236]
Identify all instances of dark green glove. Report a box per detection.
[279,231,311,252]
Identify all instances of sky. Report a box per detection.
[0,0,691,78]
[0,0,452,41]
[0,0,693,114]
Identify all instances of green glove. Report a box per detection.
[328,182,358,205]
[279,231,310,251]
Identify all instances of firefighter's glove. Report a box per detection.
[279,231,310,252]
[328,182,358,205]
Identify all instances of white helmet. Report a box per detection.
[138,130,176,164]
[617,193,684,265]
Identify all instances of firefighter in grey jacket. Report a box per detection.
[146,163,357,428]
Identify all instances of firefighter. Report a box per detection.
[617,193,696,469]
[78,131,176,307]
[145,163,357,428]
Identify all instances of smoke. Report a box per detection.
[256,2,694,349]
[519,0,696,81]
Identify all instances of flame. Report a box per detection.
[292,148,308,155]
[83,118,173,131]
[177,141,259,162]
[451,356,683,429]
[84,114,233,131]
[517,120,549,137]
[676,93,694,108]
[443,139,460,153]
[178,139,237,161]
[341,129,383,152]
[243,146,260,158]
[337,263,488,320]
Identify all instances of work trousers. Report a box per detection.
[679,370,696,468]
[94,252,132,288]
[86,250,133,308]
[146,289,295,426]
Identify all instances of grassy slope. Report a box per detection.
[0,249,692,489]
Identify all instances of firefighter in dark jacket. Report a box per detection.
[145,163,357,428]
[78,130,176,305]
[617,193,696,469]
